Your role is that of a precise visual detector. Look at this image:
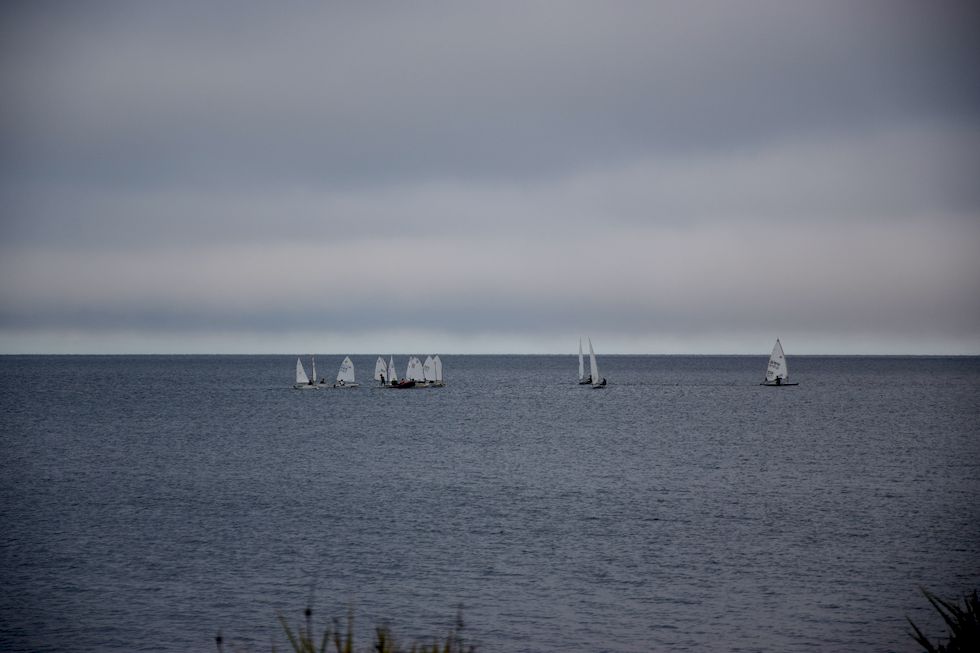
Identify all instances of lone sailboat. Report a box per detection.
[761,338,799,386]
[293,356,317,389]
[334,356,360,388]
[588,338,606,388]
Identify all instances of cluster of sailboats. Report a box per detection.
[294,338,796,390]
[293,355,446,389]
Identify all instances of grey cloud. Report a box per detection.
[2,1,979,189]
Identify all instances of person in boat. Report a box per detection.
[586,374,592,384]
[597,378,606,386]
[775,376,782,385]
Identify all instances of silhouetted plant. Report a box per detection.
[217,606,474,653]
[907,588,980,653]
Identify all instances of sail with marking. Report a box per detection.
[765,339,788,383]
[295,357,310,385]
[433,355,443,382]
[588,338,599,383]
[579,338,585,381]
[422,356,435,381]
[406,356,425,382]
[388,357,397,384]
[374,356,387,381]
[336,356,356,384]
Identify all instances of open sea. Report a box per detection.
[1,354,978,652]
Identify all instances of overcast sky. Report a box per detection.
[1,1,978,354]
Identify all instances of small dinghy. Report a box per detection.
[374,356,388,386]
[333,356,360,388]
[588,338,607,388]
[761,338,799,386]
[577,338,592,385]
[431,355,445,387]
[293,356,319,389]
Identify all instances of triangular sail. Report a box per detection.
[578,338,585,381]
[374,356,387,381]
[311,356,317,383]
[388,357,397,383]
[422,356,435,381]
[433,355,443,382]
[407,356,425,382]
[588,337,599,382]
[336,356,356,383]
[765,339,788,383]
[295,357,310,385]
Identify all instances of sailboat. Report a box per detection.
[333,356,360,388]
[388,355,415,388]
[293,356,317,389]
[588,338,606,388]
[577,338,591,384]
[374,356,388,386]
[422,356,436,387]
[406,356,426,385]
[431,355,445,387]
[761,338,799,386]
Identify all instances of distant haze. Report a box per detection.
[2,2,978,354]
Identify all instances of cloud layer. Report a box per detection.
[1,1,979,353]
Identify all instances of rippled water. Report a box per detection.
[1,355,978,651]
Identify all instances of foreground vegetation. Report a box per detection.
[216,587,979,652]
[216,607,475,653]
[908,588,980,653]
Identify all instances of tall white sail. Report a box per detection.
[433,355,443,382]
[295,357,310,385]
[336,356,356,384]
[765,339,789,383]
[374,356,387,381]
[406,356,425,382]
[578,338,585,381]
[588,338,599,383]
[422,356,435,381]
[388,356,397,384]
[311,356,317,383]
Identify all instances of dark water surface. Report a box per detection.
[1,355,978,652]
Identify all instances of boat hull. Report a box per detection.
[760,382,799,386]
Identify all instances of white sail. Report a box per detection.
[374,356,387,381]
[588,338,600,384]
[765,338,789,383]
[406,356,425,382]
[422,356,435,381]
[433,355,443,382]
[295,357,310,385]
[388,356,397,384]
[578,338,585,381]
[311,356,317,383]
[336,356,356,384]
